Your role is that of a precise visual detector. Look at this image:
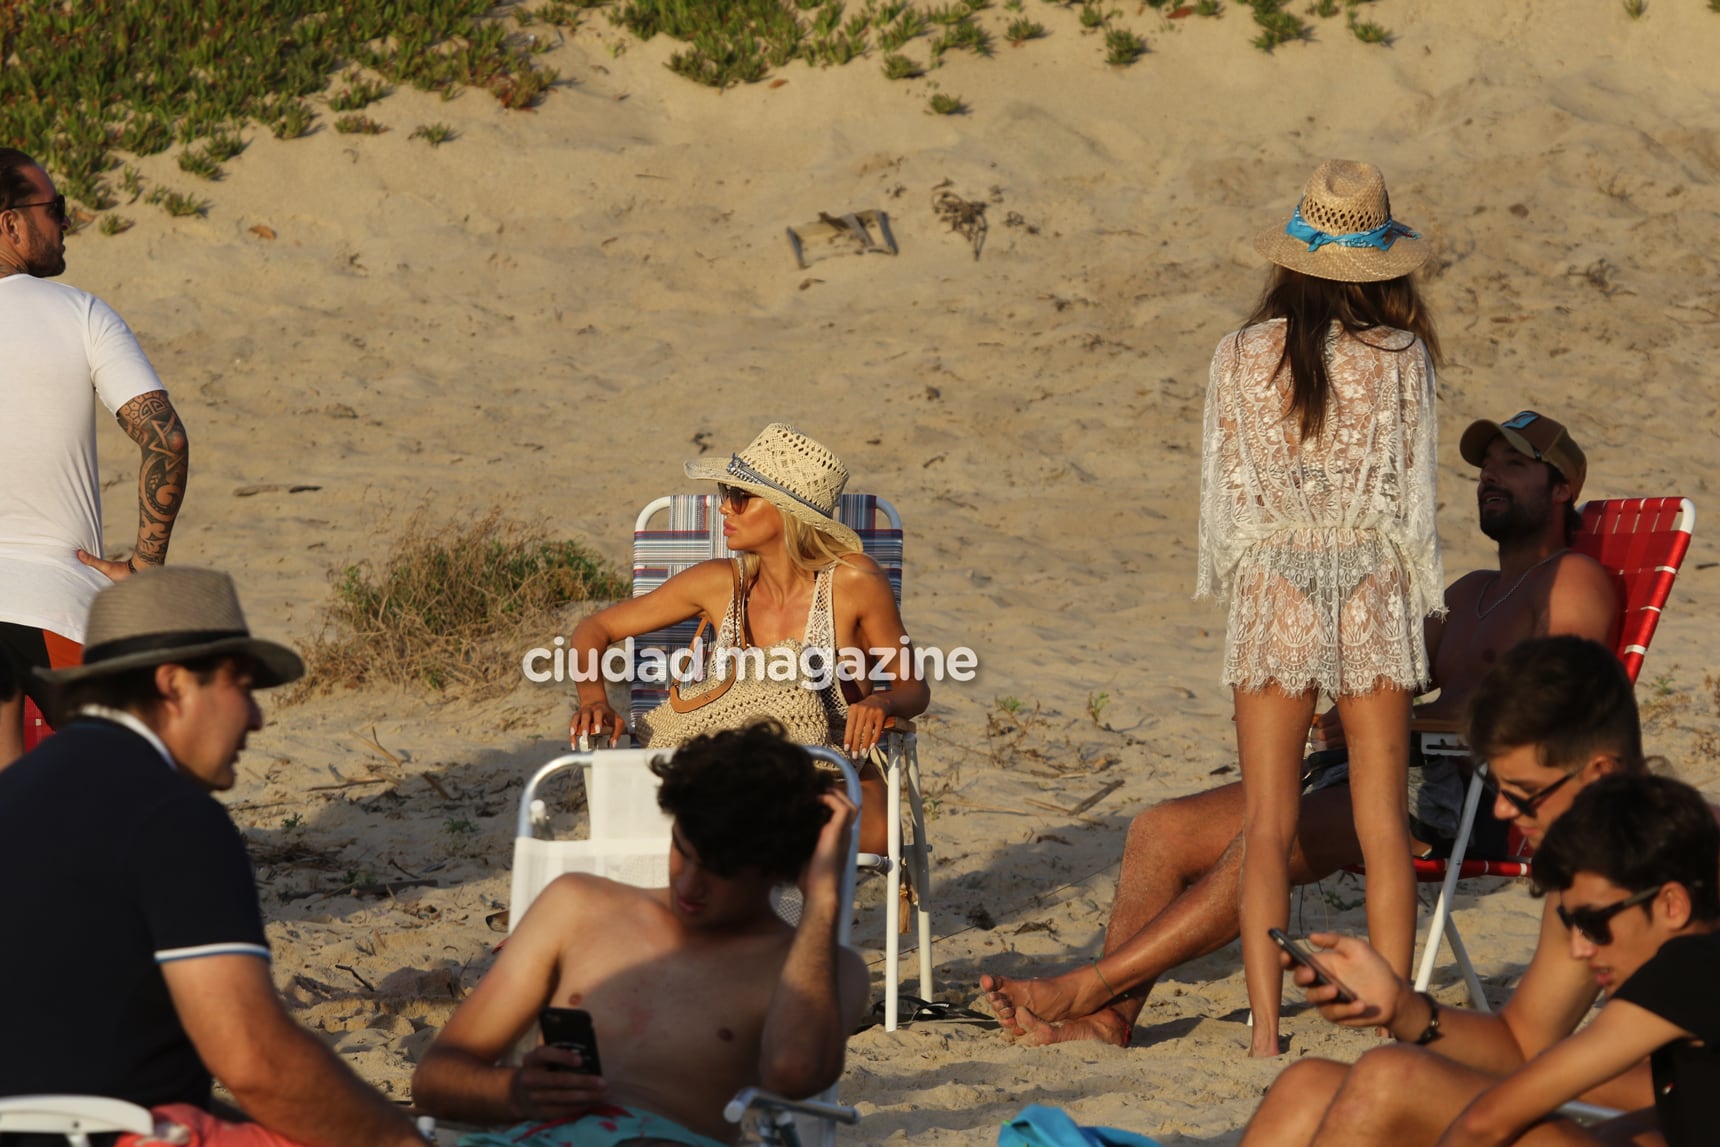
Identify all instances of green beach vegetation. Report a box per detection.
[0,0,557,215]
[1,0,1396,223]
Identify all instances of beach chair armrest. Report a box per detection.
[0,1096,155,1137]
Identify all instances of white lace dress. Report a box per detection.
[1196,319,1443,697]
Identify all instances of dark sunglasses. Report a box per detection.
[717,483,755,511]
[1556,884,1662,946]
[9,194,67,225]
[1478,760,1576,819]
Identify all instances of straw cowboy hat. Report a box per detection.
[1255,158,1428,283]
[36,567,304,688]
[684,423,863,552]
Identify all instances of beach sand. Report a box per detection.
[57,1,1720,1141]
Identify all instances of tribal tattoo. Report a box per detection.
[115,390,188,567]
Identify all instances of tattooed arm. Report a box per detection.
[75,389,189,580]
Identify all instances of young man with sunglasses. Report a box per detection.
[0,148,189,766]
[1237,636,1689,1147]
[984,411,1615,1048]
[1435,774,1719,1147]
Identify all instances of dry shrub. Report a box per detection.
[296,508,629,696]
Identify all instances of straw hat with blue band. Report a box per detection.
[1255,159,1429,283]
[684,423,864,553]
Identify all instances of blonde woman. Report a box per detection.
[567,423,928,853]
[1198,159,1444,1056]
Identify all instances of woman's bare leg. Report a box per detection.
[1332,687,1414,979]
[1236,683,1317,1056]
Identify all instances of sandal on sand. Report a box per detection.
[856,994,999,1032]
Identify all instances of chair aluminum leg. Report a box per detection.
[903,733,934,999]
[1442,914,1491,1012]
[884,735,904,1032]
[1414,771,1487,993]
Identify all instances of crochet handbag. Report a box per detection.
[633,564,845,751]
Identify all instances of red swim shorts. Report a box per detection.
[117,1104,309,1147]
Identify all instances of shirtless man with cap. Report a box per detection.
[982,410,1616,1047]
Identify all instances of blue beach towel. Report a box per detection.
[999,1104,1163,1147]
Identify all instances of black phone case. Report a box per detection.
[539,1007,603,1075]
[1267,929,1355,1002]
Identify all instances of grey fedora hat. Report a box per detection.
[35,567,304,688]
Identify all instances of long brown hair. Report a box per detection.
[1245,266,1443,441]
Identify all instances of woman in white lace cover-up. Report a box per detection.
[1197,160,1444,1056]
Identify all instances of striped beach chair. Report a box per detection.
[1408,496,1695,1009]
[629,492,932,1032]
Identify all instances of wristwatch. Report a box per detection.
[1410,990,1443,1046]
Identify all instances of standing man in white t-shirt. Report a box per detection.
[0,147,190,766]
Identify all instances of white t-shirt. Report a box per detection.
[0,274,165,641]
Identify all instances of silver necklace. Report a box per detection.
[1475,548,1568,620]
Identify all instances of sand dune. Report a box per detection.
[52,1,1720,1141]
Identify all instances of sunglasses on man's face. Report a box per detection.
[717,483,755,511]
[1556,884,1662,947]
[9,194,68,226]
[1477,760,1576,819]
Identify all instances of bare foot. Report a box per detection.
[981,977,1131,1047]
[979,968,1100,1027]
[1248,1031,1287,1058]
[980,973,1027,1040]
[1008,1002,1132,1048]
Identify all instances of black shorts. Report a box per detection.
[0,621,81,716]
[1301,744,1515,862]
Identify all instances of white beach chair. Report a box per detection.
[629,492,935,1030]
[512,745,862,1147]
[0,1096,153,1146]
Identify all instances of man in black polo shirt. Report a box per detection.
[0,568,422,1147]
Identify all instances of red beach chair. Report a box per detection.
[1407,497,1695,1009]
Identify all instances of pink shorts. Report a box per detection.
[117,1105,307,1147]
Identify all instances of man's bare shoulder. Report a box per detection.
[514,873,667,935]
[1545,551,1619,643]
[1552,550,1614,591]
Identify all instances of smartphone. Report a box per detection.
[538,1007,603,1075]
[1267,928,1356,1004]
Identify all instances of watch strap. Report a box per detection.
[1411,990,1443,1045]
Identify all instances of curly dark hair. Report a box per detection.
[1532,774,1720,923]
[651,720,833,881]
